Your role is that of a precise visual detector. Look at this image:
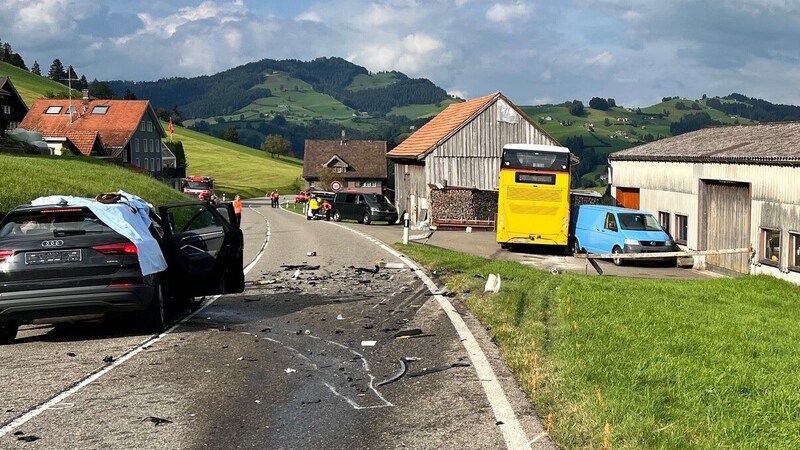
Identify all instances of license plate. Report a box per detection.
[25,249,82,265]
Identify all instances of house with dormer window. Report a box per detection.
[19,91,174,176]
[302,139,388,194]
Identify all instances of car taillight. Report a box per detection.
[92,243,138,255]
[0,250,15,262]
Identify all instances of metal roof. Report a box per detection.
[609,122,800,165]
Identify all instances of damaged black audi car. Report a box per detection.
[0,192,244,344]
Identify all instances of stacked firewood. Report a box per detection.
[430,188,498,221]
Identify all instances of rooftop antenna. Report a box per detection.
[60,65,80,124]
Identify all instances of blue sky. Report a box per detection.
[2,0,799,107]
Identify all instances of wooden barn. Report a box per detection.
[386,92,558,225]
[608,122,800,282]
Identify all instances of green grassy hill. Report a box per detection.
[0,61,73,105]
[524,99,758,187]
[0,61,302,205]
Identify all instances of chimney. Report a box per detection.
[82,89,90,109]
[340,129,347,145]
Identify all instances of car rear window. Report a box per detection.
[0,209,115,238]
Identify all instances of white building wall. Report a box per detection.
[610,160,800,283]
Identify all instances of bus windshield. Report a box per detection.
[502,149,569,171]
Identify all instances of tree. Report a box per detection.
[222,126,239,143]
[261,134,291,158]
[589,97,609,110]
[123,88,137,100]
[607,98,617,108]
[604,117,611,127]
[318,167,343,191]
[47,59,66,82]
[568,100,585,116]
[89,79,115,99]
[79,75,88,90]
[165,140,187,168]
[31,60,41,76]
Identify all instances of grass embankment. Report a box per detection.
[0,61,73,105]
[397,244,800,450]
[0,153,186,211]
[168,125,303,199]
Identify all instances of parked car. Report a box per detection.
[331,192,398,225]
[0,193,245,344]
[294,191,309,204]
[571,204,678,266]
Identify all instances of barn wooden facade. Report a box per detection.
[386,92,558,225]
[608,122,800,282]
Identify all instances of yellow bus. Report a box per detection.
[496,143,572,248]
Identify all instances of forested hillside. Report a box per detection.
[107,57,449,120]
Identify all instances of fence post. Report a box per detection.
[402,212,410,245]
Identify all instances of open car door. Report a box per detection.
[158,202,245,298]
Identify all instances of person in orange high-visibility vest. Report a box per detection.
[233,194,243,226]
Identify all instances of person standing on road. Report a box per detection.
[307,196,319,220]
[233,194,243,226]
[271,190,280,208]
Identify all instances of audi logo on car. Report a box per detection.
[41,240,65,248]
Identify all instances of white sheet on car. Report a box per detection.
[30,191,168,276]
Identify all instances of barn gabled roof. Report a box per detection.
[386,93,499,160]
[609,122,800,165]
[386,92,555,161]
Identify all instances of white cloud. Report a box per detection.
[586,51,615,67]
[350,32,448,75]
[448,89,468,99]
[486,2,532,24]
[295,11,322,23]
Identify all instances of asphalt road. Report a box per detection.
[0,198,554,450]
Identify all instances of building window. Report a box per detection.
[658,211,670,235]
[144,158,149,170]
[760,228,781,266]
[140,121,146,131]
[675,214,688,245]
[150,139,154,153]
[134,139,139,153]
[2,105,10,114]
[146,121,153,132]
[356,180,378,188]
[45,106,62,114]
[91,105,109,115]
[790,232,800,272]
[135,157,140,167]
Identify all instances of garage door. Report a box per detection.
[615,187,640,209]
[700,180,750,275]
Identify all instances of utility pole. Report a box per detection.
[60,65,80,124]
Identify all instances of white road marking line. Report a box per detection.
[332,224,532,450]
[0,212,272,438]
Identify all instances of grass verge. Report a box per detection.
[0,153,187,212]
[396,243,800,450]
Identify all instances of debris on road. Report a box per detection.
[142,416,173,426]
[285,368,297,374]
[67,352,76,357]
[306,251,317,257]
[394,328,423,338]
[102,355,114,363]
[16,433,40,442]
[407,362,472,378]
[376,357,422,387]
[361,340,377,347]
[281,264,320,270]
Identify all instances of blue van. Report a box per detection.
[572,205,678,266]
